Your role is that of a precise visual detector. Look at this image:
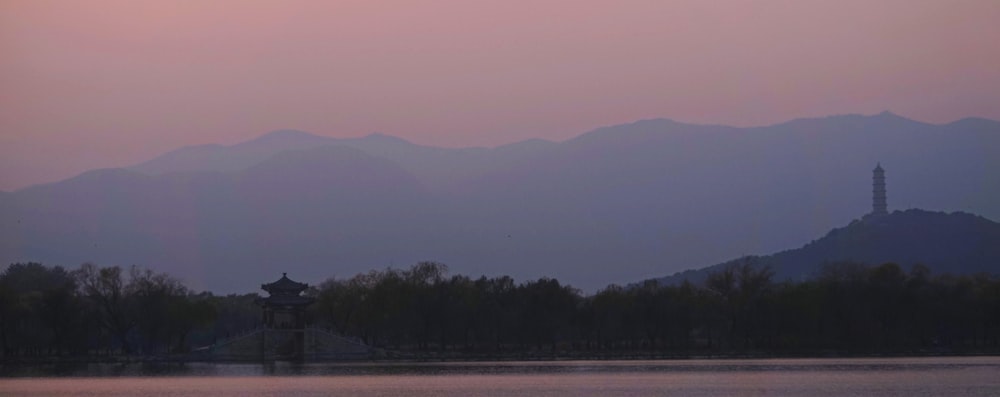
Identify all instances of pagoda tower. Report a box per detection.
[872,163,887,216]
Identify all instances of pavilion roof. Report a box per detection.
[261,273,309,295]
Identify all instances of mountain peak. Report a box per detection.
[773,111,932,130]
[569,118,698,145]
[359,132,412,145]
[872,110,923,124]
[252,129,322,142]
[945,117,1000,129]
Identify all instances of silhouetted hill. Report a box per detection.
[656,209,1000,285]
[2,112,999,292]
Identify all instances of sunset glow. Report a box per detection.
[2,0,999,190]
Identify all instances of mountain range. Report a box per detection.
[2,112,998,292]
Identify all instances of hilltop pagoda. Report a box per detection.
[872,163,888,216]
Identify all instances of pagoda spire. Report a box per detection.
[872,163,887,216]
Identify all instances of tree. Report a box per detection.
[166,294,216,353]
[75,263,137,354]
[517,278,580,351]
[473,275,517,351]
[705,259,773,349]
[868,262,906,349]
[0,263,83,356]
[128,266,190,354]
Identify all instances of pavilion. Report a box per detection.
[256,273,315,359]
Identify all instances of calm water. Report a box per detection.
[3,357,1000,396]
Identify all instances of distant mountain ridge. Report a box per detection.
[130,130,413,175]
[131,129,560,194]
[2,112,999,293]
[655,209,1000,286]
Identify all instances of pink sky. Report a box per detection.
[2,0,999,191]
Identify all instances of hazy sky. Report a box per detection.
[2,0,999,191]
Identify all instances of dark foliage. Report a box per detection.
[2,260,999,358]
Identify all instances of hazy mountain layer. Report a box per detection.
[2,112,998,292]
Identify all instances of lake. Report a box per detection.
[2,357,999,396]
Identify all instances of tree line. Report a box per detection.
[0,263,247,358]
[307,261,1000,355]
[2,260,999,358]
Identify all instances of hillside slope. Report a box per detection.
[657,209,1000,285]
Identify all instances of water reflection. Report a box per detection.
[3,356,999,378]
[2,358,1000,397]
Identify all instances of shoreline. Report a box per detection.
[4,349,1000,366]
